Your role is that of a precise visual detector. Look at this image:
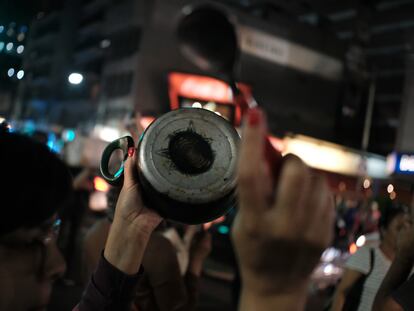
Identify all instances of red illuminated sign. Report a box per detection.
[168,72,252,126]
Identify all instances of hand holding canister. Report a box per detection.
[100,108,240,224]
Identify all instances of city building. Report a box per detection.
[13,0,414,157]
[0,21,28,117]
[16,0,151,129]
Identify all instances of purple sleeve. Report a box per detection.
[392,275,414,311]
[74,252,143,311]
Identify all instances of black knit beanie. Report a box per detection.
[0,132,72,235]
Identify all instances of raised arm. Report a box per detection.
[330,268,364,311]
[232,108,334,311]
[77,147,162,311]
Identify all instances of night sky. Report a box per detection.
[0,0,60,25]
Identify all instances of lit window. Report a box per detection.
[68,73,83,85]
[100,39,111,49]
[16,70,24,80]
[17,33,25,42]
[363,179,371,189]
[16,45,24,54]
[7,68,15,77]
[94,176,109,192]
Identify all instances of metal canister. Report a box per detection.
[101,108,240,224]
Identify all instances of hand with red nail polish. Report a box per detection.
[247,108,283,187]
[104,146,162,275]
[128,147,135,158]
[233,108,334,311]
[248,108,262,126]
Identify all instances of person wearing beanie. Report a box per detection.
[0,132,163,310]
[0,132,72,310]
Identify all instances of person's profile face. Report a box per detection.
[0,216,66,311]
[382,213,406,248]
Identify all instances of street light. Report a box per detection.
[68,73,83,85]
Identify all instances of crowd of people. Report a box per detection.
[1,107,414,311]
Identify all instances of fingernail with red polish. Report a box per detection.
[248,108,262,126]
[128,147,135,157]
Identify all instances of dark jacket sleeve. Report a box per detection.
[73,252,143,311]
[392,275,414,311]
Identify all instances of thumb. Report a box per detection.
[123,147,139,189]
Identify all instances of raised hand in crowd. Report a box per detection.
[77,147,162,310]
[232,108,334,311]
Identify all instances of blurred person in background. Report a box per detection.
[82,186,212,311]
[59,167,95,284]
[334,198,357,252]
[136,225,211,311]
[373,204,414,311]
[352,199,381,242]
[124,110,146,143]
[81,187,117,284]
[330,202,408,311]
